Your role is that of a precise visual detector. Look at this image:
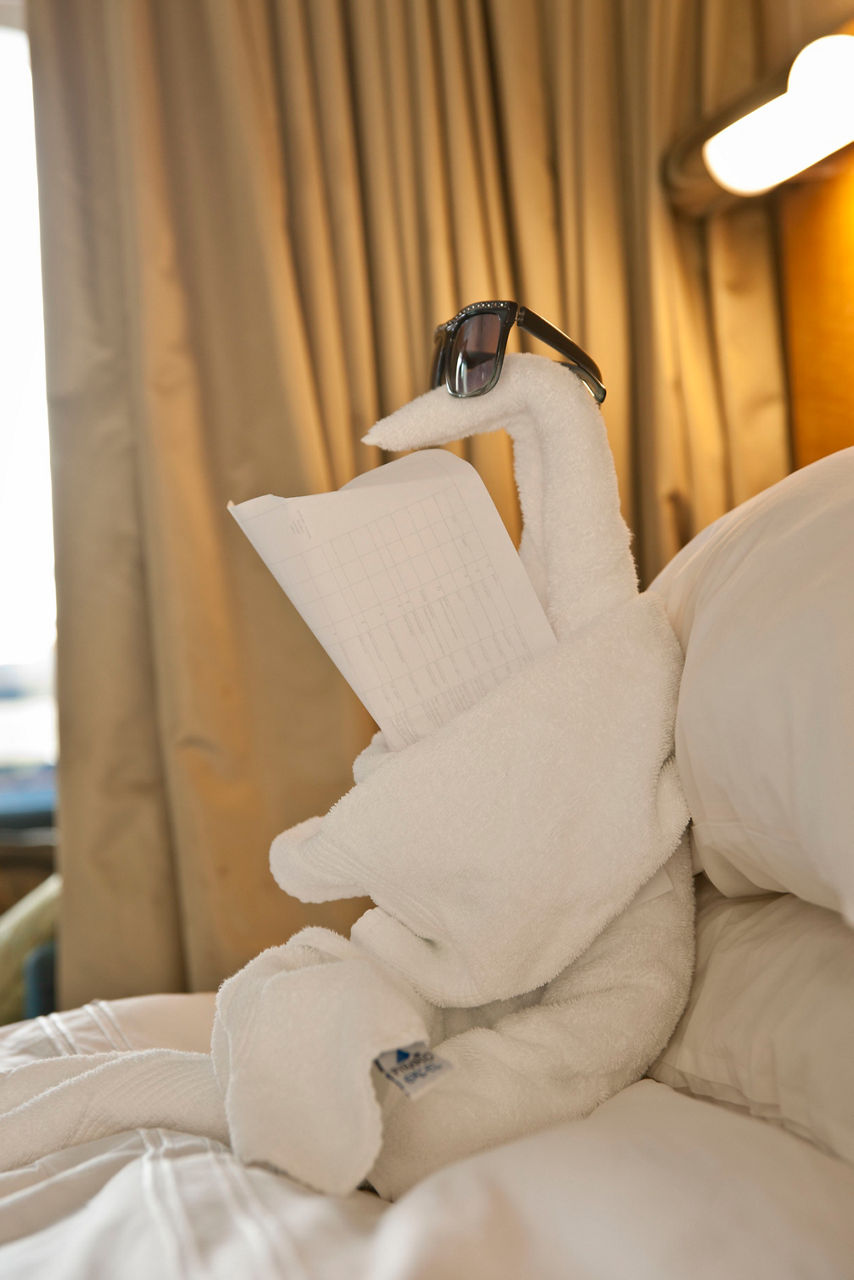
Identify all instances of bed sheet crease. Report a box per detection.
[1,997,853,1279]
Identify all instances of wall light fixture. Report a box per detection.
[664,33,854,215]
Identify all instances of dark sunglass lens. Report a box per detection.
[448,313,502,395]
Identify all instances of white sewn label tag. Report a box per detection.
[374,1042,453,1099]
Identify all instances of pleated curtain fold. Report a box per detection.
[27,0,816,1005]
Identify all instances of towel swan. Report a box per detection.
[216,354,695,1198]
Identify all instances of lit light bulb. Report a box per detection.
[702,34,854,196]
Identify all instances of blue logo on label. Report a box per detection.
[396,1049,410,1063]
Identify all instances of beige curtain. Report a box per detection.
[28,0,824,1006]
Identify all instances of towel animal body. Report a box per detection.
[217,354,695,1198]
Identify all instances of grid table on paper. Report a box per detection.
[274,480,536,744]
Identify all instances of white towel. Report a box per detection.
[212,927,435,1196]
[273,595,687,1008]
[0,1049,226,1172]
[369,843,695,1199]
[216,354,693,1195]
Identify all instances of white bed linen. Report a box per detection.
[0,993,217,1067]
[651,877,854,1164]
[1,996,853,1279]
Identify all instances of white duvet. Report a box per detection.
[1,995,852,1279]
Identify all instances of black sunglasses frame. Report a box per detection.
[430,300,606,403]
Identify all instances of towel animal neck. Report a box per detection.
[0,356,694,1203]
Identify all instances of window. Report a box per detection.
[0,14,57,829]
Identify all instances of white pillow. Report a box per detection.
[651,447,854,922]
[651,877,854,1165]
[393,1078,854,1279]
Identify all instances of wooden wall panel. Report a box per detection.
[779,28,854,468]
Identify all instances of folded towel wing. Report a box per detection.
[272,591,688,1007]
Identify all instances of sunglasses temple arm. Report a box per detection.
[516,307,606,403]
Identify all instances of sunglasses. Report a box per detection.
[430,300,606,403]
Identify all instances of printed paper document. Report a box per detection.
[229,450,556,748]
